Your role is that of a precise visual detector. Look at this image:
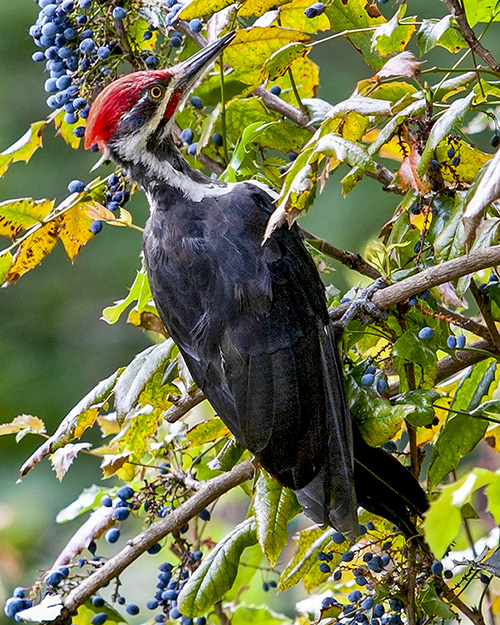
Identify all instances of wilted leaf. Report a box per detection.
[51,443,92,481]
[376,51,422,80]
[0,252,12,283]
[315,134,377,172]
[101,451,134,478]
[463,147,500,244]
[417,16,466,54]
[6,220,60,282]
[16,595,63,623]
[0,120,48,178]
[0,414,46,438]
[54,110,82,149]
[178,518,258,617]
[254,471,301,566]
[0,198,54,240]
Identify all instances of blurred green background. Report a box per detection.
[1,0,499,622]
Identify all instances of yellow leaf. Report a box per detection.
[485,424,500,452]
[74,408,100,439]
[363,129,405,161]
[0,120,48,177]
[179,0,234,20]
[101,451,133,478]
[278,55,319,102]
[223,27,310,72]
[262,42,309,81]
[6,220,60,282]
[51,443,91,481]
[239,0,292,18]
[54,110,82,149]
[0,198,54,240]
[0,252,13,284]
[59,202,94,260]
[280,0,330,33]
[0,414,46,436]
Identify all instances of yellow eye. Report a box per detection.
[150,85,163,99]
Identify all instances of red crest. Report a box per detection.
[84,69,172,150]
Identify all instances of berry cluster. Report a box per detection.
[360,365,388,395]
[3,589,33,621]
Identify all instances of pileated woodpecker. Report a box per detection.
[84,32,427,537]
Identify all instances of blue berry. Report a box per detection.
[181,128,194,144]
[159,562,173,572]
[418,326,434,340]
[212,132,223,147]
[341,551,354,562]
[126,604,140,615]
[169,37,182,48]
[361,373,375,387]
[447,146,455,159]
[490,134,500,148]
[147,599,159,610]
[332,531,345,544]
[355,574,367,585]
[143,30,153,40]
[318,563,331,574]
[97,46,111,60]
[190,96,203,109]
[408,296,417,306]
[101,495,113,507]
[457,334,466,349]
[92,596,105,607]
[196,619,207,625]
[113,506,130,521]
[430,158,439,170]
[376,378,387,394]
[431,561,443,575]
[348,590,362,602]
[191,550,202,561]
[187,143,199,157]
[79,38,95,54]
[105,528,120,544]
[4,598,26,618]
[147,543,162,554]
[65,113,78,125]
[270,85,281,96]
[304,2,325,17]
[421,287,432,298]
[362,597,374,610]
[452,156,461,167]
[73,126,85,138]
[366,521,375,530]
[383,440,397,453]
[112,6,127,19]
[117,596,126,605]
[32,51,45,62]
[317,551,330,561]
[162,589,177,601]
[91,613,108,625]
[170,608,181,619]
[46,570,65,587]
[90,220,103,234]
[262,581,270,591]
[189,18,203,32]
[117,486,134,500]
[446,335,457,349]
[68,179,85,193]
[198,508,210,521]
[145,55,159,69]
[79,0,91,7]
[333,569,342,581]
[12,588,25,599]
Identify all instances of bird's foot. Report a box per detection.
[338,277,388,328]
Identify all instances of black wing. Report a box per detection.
[143,182,358,535]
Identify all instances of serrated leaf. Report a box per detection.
[427,359,498,489]
[100,451,134,478]
[0,198,54,240]
[372,5,415,57]
[19,371,119,477]
[51,443,92,481]
[6,220,60,282]
[254,470,301,566]
[262,42,308,80]
[186,417,230,447]
[177,518,258,617]
[0,414,46,437]
[325,0,385,70]
[223,27,309,72]
[114,340,175,417]
[59,202,95,260]
[0,120,48,177]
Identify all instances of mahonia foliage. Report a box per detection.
[5,0,500,624]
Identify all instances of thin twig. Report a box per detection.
[441,0,500,72]
[470,279,500,352]
[436,305,491,342]
[56,461,255,620]
[164,388,205,423]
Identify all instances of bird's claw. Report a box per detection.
[338,277,388,328]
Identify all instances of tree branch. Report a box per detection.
[331,245,500,319]
[164,388,205,423]
[442,0,500,72]
[56,461,255,621]
[470,279,500,352]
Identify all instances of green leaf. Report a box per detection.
[56,485,107,523]
[463,0,500,27]
[0,198,54,240]
[254,470,302,566]
[371,5,415,57]
[209,437,246,471]
[423,468,498,558]
[186,417,230,447]
[221,121,278,182]
[0,120,48,177]
[114,340,176,418]
[393,332,438,390]
[394,390,441,427]
[417,16,466,54]
[427,359,498,489]
[279,527,333,591]
[433,191,467,262]
[419,583,456,619]
[231,605,290,625]
[419,93,475,173]
[262,42,308,80]
[177,518,258,617]
[315,134,377,172]
[325,0,385,70]
[102,270,152,324]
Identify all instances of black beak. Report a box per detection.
[173,31,236,92]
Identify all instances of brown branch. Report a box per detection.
[56,460,255,620]
[301,229,382,280]
[436,304,490,342]
[164,388,205,423]
[331,245,500,320]
[470,279,500,351]
[442,0,500,72]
